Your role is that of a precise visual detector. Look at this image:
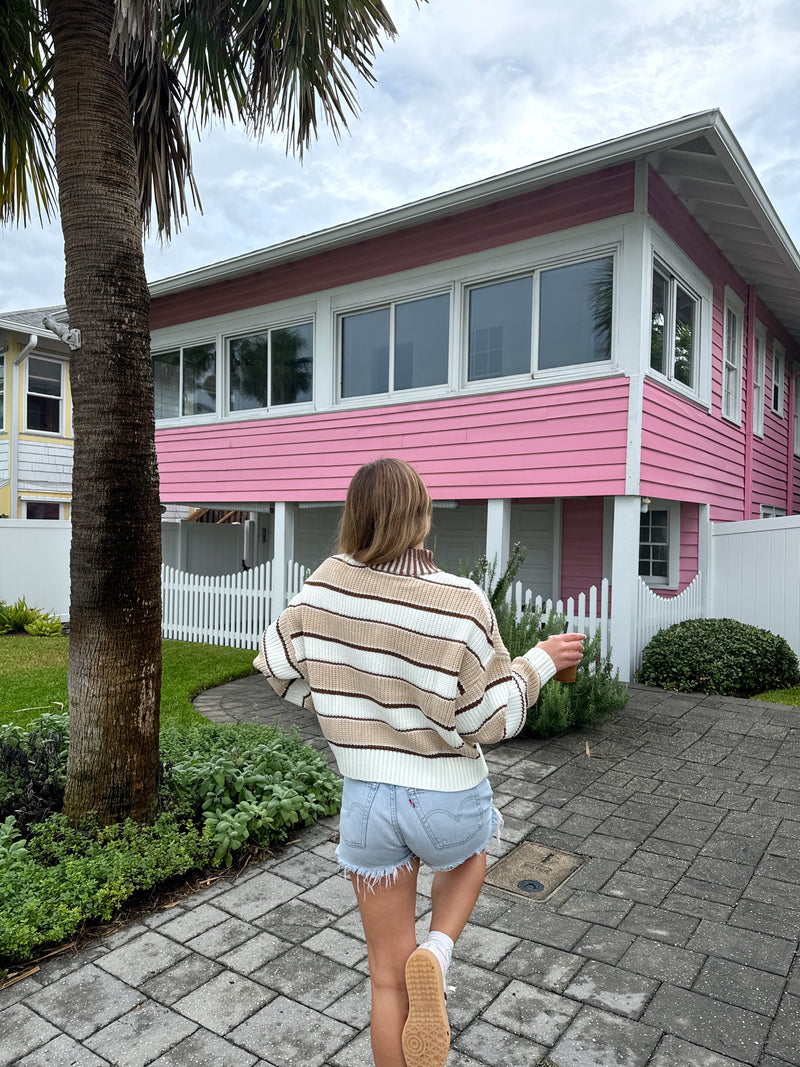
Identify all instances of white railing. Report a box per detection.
[635,573,704,667]
[508,578,611,660]
[161,559,306,648]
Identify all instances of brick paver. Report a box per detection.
[2,682,798,1067]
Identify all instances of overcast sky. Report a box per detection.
[2,0,799,314]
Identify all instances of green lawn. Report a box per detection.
[0,636,257,728]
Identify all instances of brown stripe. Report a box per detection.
[320,717,475,756]
[292,628,462,677]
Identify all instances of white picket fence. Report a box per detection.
[507,578,611,660]
[635,573,704,665]
[161,560,306,648]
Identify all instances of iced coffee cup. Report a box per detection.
[553,664,577,683]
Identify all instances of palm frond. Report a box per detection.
[128,47,201,237]
[237,0,398,155]
[0,0,56,224]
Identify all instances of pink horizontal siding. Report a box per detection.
[641,380,745,521]
[150,165,635,330]
[156,378,630,502]
[560,498,604,602]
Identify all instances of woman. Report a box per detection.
[254,458,584,1067]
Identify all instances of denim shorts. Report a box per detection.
[335,776,501,885]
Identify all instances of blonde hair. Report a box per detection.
[338,458,432,566]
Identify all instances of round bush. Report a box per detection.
[636,617,800,696]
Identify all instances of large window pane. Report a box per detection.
[538,256,613,369]
[183,342,216,415]
[650,269,668,374]
[272,323,313,405]
[674,285,696,387]
[153,350,180,419]
[342,308,389,398]
[468,277,531,381]
[230,332,268,411]
[394,294,449,390]
[26,501,60,519]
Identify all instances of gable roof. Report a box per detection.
[148,109,800,346]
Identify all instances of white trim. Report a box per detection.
[753,322,767,437]
[645,221,713,409]
[23,355,66,437]
[721,286,745,425]
[639,498,681,590]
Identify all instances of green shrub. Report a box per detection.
[0,598,60,636]
[523,615,630,737]
[0,712,70,832]
[161,721,342,866]
[0,811,212,962]
[636,617,800,696]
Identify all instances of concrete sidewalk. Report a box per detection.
[2,680,798,1066]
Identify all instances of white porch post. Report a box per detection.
[610,495,641,683]
[272,501,297,617]
[485,499,511,578]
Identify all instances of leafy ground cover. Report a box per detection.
[0,638,341,975]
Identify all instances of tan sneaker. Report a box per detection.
[402,947,451,1067]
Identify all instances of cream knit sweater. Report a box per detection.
[254,548,555,791]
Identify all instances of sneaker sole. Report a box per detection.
[402,947,450,1067]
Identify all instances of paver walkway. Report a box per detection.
[1,680,798,1066]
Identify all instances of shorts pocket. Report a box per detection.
[338,779,380,850]
[410,780,493,850]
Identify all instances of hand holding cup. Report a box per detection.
[536,631,585,683]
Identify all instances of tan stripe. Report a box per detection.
[308,663,454,726]
[320,716,479,757]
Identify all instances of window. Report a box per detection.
[722,290,744,423]
[639,500,680,587]
[650,260,699,391]
[26,501,62,519]
[26,356,63,433]
[341,293,449,399]
[538,256,613,369]
[0,355,4,431]
[761,505,787,519]
[153,341,216,418]
[467,254,613,382]
[753,324,766,437]
[772,343,785,415]
[794,375,800,457]
[229,322,313,411]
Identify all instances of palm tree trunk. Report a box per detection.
[48,0,162,825]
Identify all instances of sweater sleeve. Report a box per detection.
[454,595,555,744]
[253,605,315,711]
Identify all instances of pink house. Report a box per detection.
[151,111,800,679]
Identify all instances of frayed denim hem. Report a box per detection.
[338,854,417,892]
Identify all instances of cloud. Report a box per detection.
[2,0,799,311]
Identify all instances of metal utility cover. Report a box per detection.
[485,842,584,902]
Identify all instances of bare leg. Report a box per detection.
[350,858,420,1067]
[429,849,487,944]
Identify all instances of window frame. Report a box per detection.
[461,248,617,390]
[752,322,766,437]
[24,355,65,436]
[152,338,218,422]
[794,374,800,457]
[225,318,315,415]
[638,499,681,590]
[0,353,4,432]
[336,292,451,403]
[24,499,66,520]
[648,254,705,400]
[771,343,785,416]
[760,504,787,519]
[721,287,745,425]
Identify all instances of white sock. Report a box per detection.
[420,930,454,980]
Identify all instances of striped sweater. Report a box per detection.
[254,548,556,791]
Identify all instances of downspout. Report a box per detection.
[9,333,38,520]
[743,286,756,519]
[789,369,800,515]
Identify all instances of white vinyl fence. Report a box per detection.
[161,560,306,648]
[508,578,611,661]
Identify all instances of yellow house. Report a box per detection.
[0,309,73,520]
